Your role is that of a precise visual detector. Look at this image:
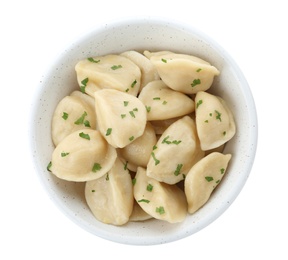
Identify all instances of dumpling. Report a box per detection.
[51,94,96,146]
[85,158,134,226]
[195,91,236,150]
[117,122,157,171]
[129,200,153,222]
[50,129,117,182]
[133,167,187,223]
[184,152,232,214]
[120,50,160,90]
[94,89,147,148]
[148,52,220,94]
[146,116,204,184]
[75,54,141,97]
[138,80,195,120]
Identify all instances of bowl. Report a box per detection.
[30,17,257,245]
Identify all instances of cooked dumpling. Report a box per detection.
[75,54,141,97]
[51,94,96,146]
[134,167,187,223]
[118,122,157,171]
[184,152,232,214]
[51,129,117,181]
[138,80,195,120]
[195,91,236,150]
[129,200,153,222]
[148,52,220,94]
[94,89,147,148]
[147,116,204,184]
[120,50,160,90]
[85,158,133,226]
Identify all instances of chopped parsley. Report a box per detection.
[79,132,90,140]
[196,100,203,109]
[92,163,102,172]
[131,80,137,88]
[205,176,214,182]
[62,112,69,120]
[162,100,167,105]
[47,161,52,172]
[129,136,134,141]
[123,161,128,170]
[121,114,126,119]
[106,128,112,136]
[129,111,136,118]
[146,184,153,192]
[61,152,70,157]
[215,110,222,121]
[156,206,165,215]
[151,152,160,166]
[74,111,87,125]
[80,77,89,93]
[161,58,167,63]
[105,173,109,181]
[162,135,182,145]
[138,199,150,203]
[124,101,129,107]
[87,57,100,63]
[132,178,136,185]
[153,97,161,100]
[223,131,226,136]
[174,164,183,176]
[196,68,202,72]
[91,190,95,192]
[220,168,225,174]
[191,78,201,87]
[111,65,122,70]
[145,106,151,113]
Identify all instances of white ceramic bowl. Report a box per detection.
[30,17,257,245]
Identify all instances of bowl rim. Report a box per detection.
[29,16,258,245]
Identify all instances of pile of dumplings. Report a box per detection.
[48,50,236,226]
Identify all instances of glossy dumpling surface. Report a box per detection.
[94,89,147,148]
[138,80,195,120]
[147,116,204,184]
[149,52,220,94]
[184,152,232,214]
[51,129,117,181]
[85,158,133,226]
[75,54,141,97]
[195,91,236,150]
[51,94,96,146]
[134,167,187,223]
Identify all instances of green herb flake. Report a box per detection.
[205,176,214,182]
[129,111,136,118]
[91,190,95,192]
[132,178,136,185]
[209,113,212,117]
[105,173,109,181]
[223,131,226,136]
[121,114,126,119]
[106,128,112,136]
[111,65,122,70]
[156,206,165,215]
[129,136,134,141]
[131,80,137,88]
[191,78,201,87]
[146,184,153,192]
[204,120,209,123]
[174,164,183,176]
[152,145,157,150]
[151,152,160,166]
[74,111,88,125]
[138,199,150,203]
[87,57,100,63]
[196,100,203,109]
[61,152,70,157]
[216,180,220,184]
[62,112,69,120]
[162,100,167,105]
[161,58,167,63]
[162,136,181,145]
[124,161,128,170]
[84,120,91,127]
[196,68,202,72]
[153,97,161,100]
[220,168,225,174]
[215,110,222,122]
[145,106,151,113]
[80,77,89,93]
[125,88,130,92]
[79,132,90,140]
[124,101,129,107]
[92,163,102,172]
[47,161,52,172]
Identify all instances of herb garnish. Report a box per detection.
[80,77,89,93]
[146,184,153,192]
[47,161,52,172]
[191,78,201,87]
[156,206,165,215]
[111,65,122,70]
[106,128,112,136]
[162,135,182,145]
[61,152,70,157]
[92,163,102,172]
[87,57,100,63]
[79,132,90,140]
[151,152,160,166]
[196,100,203,109]
[205,176,214,182]
[215,110,222,121]
[174,164,183,176]
[131,80,137,88]
[138,199,150,203]
[62,112,69,120]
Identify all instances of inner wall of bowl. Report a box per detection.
[31,18,257,245]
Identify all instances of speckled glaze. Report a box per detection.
[30,17,257,245]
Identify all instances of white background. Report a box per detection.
[1,0,287,259]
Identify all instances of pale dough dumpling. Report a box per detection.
[75,54,141,97]
[51,129,117,181]
[129,200,153,222]
[118,122,157,171]
[94,89,147,148]
[120,50,160,90]
[184,152,232,214]
[134,167,187,223]
[148,52,220,94]
[51,94,96,146]
[138,80,195,120]
[195,91,236,150]
[147,116,204,184]
[85,158,134,226]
